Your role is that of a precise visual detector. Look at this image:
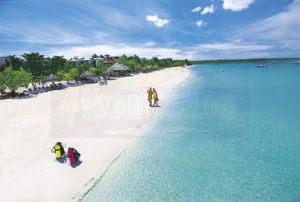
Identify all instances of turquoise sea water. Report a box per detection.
[82,62,300,202]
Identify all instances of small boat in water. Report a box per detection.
[256,64,268,68]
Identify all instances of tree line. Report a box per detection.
[0,52,191,96]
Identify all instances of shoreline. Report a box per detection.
[73,67,192,201]
[71,122,151,201]
[0,66,190,202]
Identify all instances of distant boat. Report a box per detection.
[293,62,300,64]
[256,64,268,68]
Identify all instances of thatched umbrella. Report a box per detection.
[105,63,131,77]
[141,66,151,73]
[80,71,97,80]
[107,63,131,72]
[42,74,62,83]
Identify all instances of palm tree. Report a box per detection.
[102,54,111,64]
[4,55,24,70]
[22,52,46,76]
[72,56,80,66]
[90,54,98,67]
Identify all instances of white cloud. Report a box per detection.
[223,0,255,11]
[196,20,205,27]
[196,42,272,51]
[185,42,273,59]
[201,4,215,15]
[101,8,144,29]
[0,22,109,45]
[47,44,188,59]
[45,41,274,61]
[0,27,86,45]
[144,41,156,47]
[243,0,300,51]
[191,6,202,13]
[146,15,170,28]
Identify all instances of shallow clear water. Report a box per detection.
[82,62,300,202]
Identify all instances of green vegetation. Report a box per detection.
[0,67,32,95]
[0,52,191,97]
[1,52,297,98]
[191,58,300,64]
[119,55,191,72]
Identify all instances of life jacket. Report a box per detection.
[54,145,62,158]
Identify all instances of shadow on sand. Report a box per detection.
[70,160,82,168]
[56,156,67,164]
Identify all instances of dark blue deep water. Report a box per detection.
[82,62,300,201]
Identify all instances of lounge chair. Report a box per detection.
[27,88,33,93]
[26,88,38,95]
[53,84,61,90]
[57,83,67,89]
[67,82,74,86]
[37,87,45,93]
[41,86,48,92]
[33,87,41,93]
[23,89,29,94]
[74,81,81,85]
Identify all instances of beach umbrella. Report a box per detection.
[141,66,151,73]
[106,63,131,72]
[80,71,97,80]
[42,74,62,83]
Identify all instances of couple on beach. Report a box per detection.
[51,142,81,167]
[147,87,159,107]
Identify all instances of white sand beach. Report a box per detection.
[0,67,189,202]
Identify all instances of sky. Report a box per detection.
[0,0,299,59]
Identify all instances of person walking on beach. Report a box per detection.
[147,87,153,107]
[152,88,159,107]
